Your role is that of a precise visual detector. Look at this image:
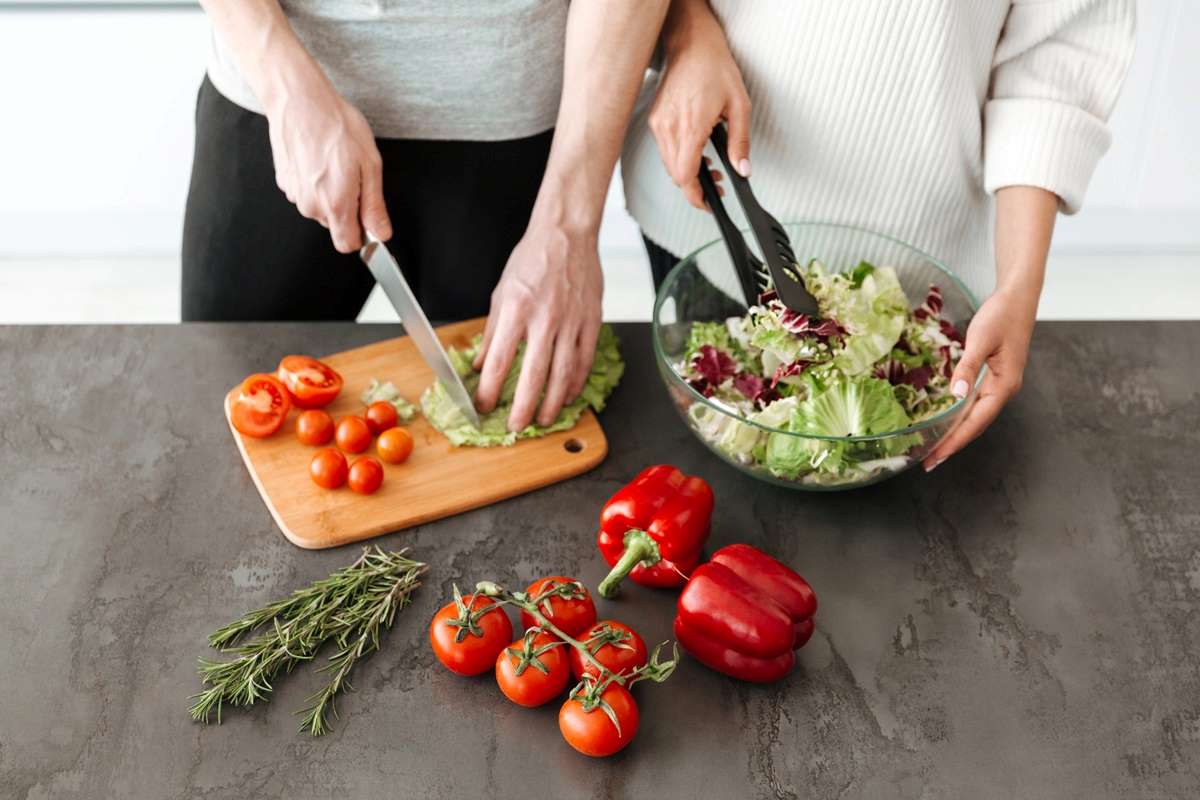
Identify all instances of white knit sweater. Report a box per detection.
[621,0,1136,299]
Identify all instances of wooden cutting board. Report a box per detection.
[225,317,607,549]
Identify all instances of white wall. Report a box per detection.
[0,5,208,256]
[0,1,1196,321]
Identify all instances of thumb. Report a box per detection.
[949,336,987,401]
[725,95,752,178]
[359,158,392,241]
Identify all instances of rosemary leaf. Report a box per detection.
[189,546,426,735]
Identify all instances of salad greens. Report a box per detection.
[677,260,965,485]
[421,324,624,447]
[361,379,418,421]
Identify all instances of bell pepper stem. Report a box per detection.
[598,529,661,599]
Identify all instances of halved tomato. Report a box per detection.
[231,373,291,438]
[277,355,343,409]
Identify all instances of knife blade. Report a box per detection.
[360,233,481,429]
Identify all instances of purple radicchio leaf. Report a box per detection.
[733,371,779,408]
[771,360,811,388]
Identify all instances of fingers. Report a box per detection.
[923,379,1007,469]
[924,354,1025,469]
[567,313,602,402]
[536,324,581,427]
[475,307,523,414]
[650,108,711,211]
[359,151,392,242]
[326,184,363,254]
[507,319,557,432]
[675,127,711,211]
[949,343,986,403]
[725,93,752,177]
[473,303,500,371]
[268,124,294,203]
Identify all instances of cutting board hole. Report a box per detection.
[563,438,584,454]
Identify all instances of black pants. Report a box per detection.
[181,76,552,321]
[643,235,681,291]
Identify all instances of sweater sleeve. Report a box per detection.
[983,0,1136,214]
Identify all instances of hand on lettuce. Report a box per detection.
[923,287,1036,470]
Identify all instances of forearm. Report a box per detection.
[662,0,723,59]
[532,0,670,235]
[993,186,1057,313]
[198,0,329,115]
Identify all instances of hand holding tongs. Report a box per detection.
[697,124,819,315]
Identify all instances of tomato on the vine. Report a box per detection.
[570,620,648,681]
[430,591,514,676]
[559,682,639,757]
[231,373,291,438]
[309,448,348,489]
[364,401,399,434]
[348,456,384,495]
[519,576,596,638]
[495,630,570,708]
[276,355,343,409]
[335,416,372,454]
[295,409,335,446]
[376,427,413,464]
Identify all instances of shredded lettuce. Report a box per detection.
[420,324,623,447]
[673,259,965,485]
[361,379,417,421]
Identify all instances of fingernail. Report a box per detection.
[924,458,944,473]
[952,379,969,399]
[737,158,752,178]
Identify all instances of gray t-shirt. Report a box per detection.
[206,0,566,140]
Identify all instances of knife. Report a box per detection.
[360,233,482,429]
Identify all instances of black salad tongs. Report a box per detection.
[697,123,819,315]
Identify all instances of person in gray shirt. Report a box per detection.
[183,0,667,433]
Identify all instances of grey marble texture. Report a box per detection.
[1,321,1198,800]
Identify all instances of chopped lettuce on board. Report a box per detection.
[361,379,418,421]
[675,260,965,485]
[421,324,624,447]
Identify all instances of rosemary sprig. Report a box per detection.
[297,561,420,735]
[189,546,426,735]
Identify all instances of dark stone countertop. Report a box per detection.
[1,321,1198,800]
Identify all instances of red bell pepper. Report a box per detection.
[673,544,817,683]
[596,465,714,598]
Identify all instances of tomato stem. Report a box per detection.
[475,580,618,685]
[474,579,679,735]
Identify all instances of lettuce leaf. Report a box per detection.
[793,375,911,438]
[360,379,417,421]
[761,376,917,480]
[683,320,749,366]
[420,324,623,447]
[805,263,908,376]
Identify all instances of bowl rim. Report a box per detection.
[652,220,987,443]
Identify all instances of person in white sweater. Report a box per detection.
[621,0,1135,470]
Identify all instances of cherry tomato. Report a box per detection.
[309,448,348,489]
[520,577,597,638]
[559,682,639,757]
[335,416,372,454]
[348,456,384,495]
[376,427,414,464]
[569,620,648,681]
[295,409,335,446]
[231,373,291,438]
[364,401,399,434]
[495,630,570,708]
[429,593,514,676]
[276,355,343,409]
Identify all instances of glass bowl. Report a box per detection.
[652,222,982,491]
